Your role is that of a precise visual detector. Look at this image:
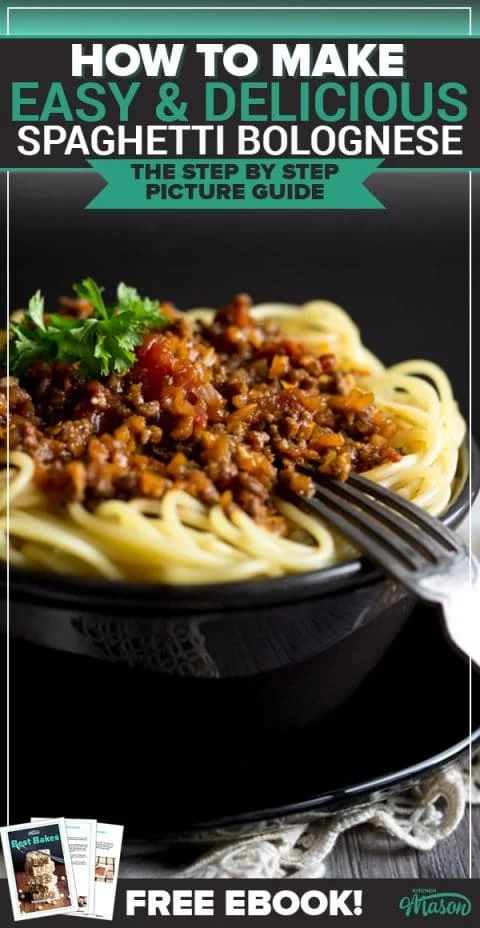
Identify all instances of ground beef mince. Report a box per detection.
[1,295,402,533]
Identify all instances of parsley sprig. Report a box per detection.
[7,278,168,379]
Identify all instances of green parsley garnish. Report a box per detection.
[7,278,168,379]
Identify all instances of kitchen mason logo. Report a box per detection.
[399,888,472,917]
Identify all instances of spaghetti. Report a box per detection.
[1,295,466,584]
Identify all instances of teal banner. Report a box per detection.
[1,1,475,37]
[87,158,384,210]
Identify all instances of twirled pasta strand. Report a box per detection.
[2,301,466,583]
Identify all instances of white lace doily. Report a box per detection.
[122,750,479,878]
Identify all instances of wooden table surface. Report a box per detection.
[325,808,479,878]
[2,811,477,880]
[117,807,479,877]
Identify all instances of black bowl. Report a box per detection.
[4,439,479,739]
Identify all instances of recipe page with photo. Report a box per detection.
[31,819,96,916]
[93,824,123,920]
[0,819,77,920]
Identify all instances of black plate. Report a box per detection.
[9,600,479,835]
[185,603,480,833]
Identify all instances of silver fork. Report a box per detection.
[289,467,480,668]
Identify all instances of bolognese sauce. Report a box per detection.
[1,293,402,534]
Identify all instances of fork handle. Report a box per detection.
[439,565,480,669]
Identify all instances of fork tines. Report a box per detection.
[291,465,465,589]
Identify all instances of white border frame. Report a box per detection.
[3,2,475,881]
[0,818,78,920]
[5,6,474,38]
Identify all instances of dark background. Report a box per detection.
[0,170,477,433]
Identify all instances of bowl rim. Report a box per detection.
[7,438,479,613]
